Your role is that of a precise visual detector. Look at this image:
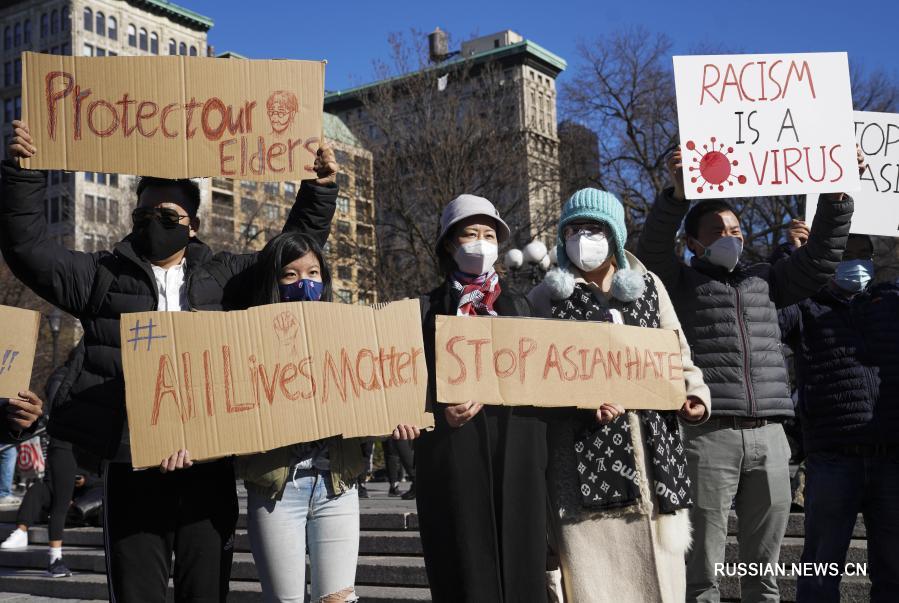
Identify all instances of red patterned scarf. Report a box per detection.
[450,271,501,316]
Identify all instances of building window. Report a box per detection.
[3,99,12,123]
[336,196,349,213]
[127,24,136,47]
[96,173,107,185]
[3,28,9,51]
[108,17,117,40]
[337,266,352,280]
[13,23,21,47]
[150,33,158,54]
[83,8,92,32]
[168,39,176,55]
[3,63,10,87]
[263,204,279,221]
[109,173,118,187]
[336,290,353,304]
[240,197,258,214]
[95,47,106,57]
[283,182,296,197]
[139,28,148,51]
[178,42,186,55]
[14,96,20,120]
[108,198,119,223]
[189,45,198,56]
[51,9,59,34]
[96,196,107,222]
[337,242,352,257]
[241,180,257,191]
[60,42,69,55]
[61,7,69,31]
[84,194,95,221]
[41,14,49,38]
[23,20,30,44]
[95,12,105,36]
[336,173,349,189]
[336,220,351,236]
[84,171,94,183]
[82,43,93,56]
[13,59,20,84]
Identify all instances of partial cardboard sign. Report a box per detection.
[21,52,324,181]
[435,316,686,411]
[673,52,859,199]
[806,111,899,236]
[120,300,432,469]
[0,305,41,398]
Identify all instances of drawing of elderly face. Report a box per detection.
[266,91,299,134]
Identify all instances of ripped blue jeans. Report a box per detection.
[247,468,360,602]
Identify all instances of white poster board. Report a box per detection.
[673,52,859,199]
[806,111,899,236]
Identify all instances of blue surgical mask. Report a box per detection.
[834,260,873,293]
[278,279,324,302]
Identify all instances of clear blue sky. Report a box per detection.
[185,0,898,94]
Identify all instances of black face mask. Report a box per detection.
[132,218,190,262]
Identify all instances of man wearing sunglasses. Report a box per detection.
[0,119,338,602]
[777,229,899,602]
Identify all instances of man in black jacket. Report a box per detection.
[1,120,338,602]
[778,229,899,602]
[636,149,858,603]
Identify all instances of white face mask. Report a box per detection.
[565,232,610,272]
[453,240,498,275]
[697,236,743,272]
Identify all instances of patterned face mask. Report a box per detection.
[278,279,324,302]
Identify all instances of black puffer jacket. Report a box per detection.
[0,161,336,460]
[780,281,899,452]
[636,187,853,418]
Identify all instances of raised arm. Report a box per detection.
[282,143,338,248]
[769,148,862,308]
[635,151,688,291]
[0,121,98,316]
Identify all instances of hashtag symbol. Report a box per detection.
[127,318,167,352]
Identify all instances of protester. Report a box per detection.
[384,438,416,499]
[528,188,709,601]
[415,194,547,602]
[0,120,338,602]
[776,228,899,602]
[635,149,859,602]
[231,230,420,603]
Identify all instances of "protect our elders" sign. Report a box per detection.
[673,52,859,199]
[21,52,324,181]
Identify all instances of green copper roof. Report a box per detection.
[325,38,567,103]
[128,1,213,31]
[323,112,361,148]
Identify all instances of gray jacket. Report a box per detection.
[635,188,853,418]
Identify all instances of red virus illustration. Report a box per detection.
[686,138,747,193]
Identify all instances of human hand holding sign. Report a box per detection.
[596,403,625,425]
[392,424,421,440]
[8,120,36,164]
[5,390,43,432]
[313,143,339,186]
[787,219,810,249]
[678,396,706,422]
[445,400,483,428]
[160,449,192,473]
[667,149,686,202]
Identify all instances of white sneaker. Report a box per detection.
[0,495,21,505]
[0,529,27,549]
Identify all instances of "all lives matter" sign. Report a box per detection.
[673,52,859,199]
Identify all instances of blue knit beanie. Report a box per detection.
[544,188,645,302]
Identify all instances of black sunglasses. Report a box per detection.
[131,206,191,228]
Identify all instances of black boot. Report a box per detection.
[401,481,416,500]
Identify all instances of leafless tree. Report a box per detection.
[561,28,899,265]
[355,30,561,300]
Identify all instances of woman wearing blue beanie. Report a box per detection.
[529,188,710,602]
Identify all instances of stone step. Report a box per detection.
[728,513,866,539]
[0,548,430,588]
[0,570,432,602]
[719,574,871,602]
[724,537,868,566]
[21,526,425,556]
[0,593,105,603]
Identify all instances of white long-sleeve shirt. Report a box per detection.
[151,258,188,311]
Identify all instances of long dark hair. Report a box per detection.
[252,232,332,306]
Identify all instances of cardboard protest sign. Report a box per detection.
[0,305,41,398]
[21,52,324,181]
[435,316,686,411]
[673,52,859,199]
[120,300,433,468]
[806,111,899,236]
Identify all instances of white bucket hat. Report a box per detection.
[436,194,511,251]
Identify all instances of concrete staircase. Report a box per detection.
[0,482,872,602]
